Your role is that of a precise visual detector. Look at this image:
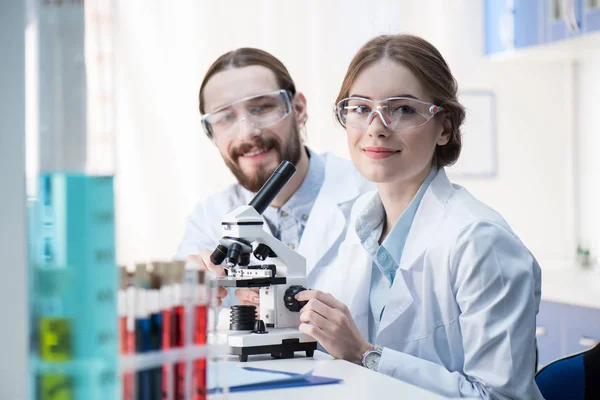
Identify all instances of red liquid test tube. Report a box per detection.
[120,268,135,400]
[171,262,186,400]
[158,262,173,400]
[124,282,136,400]
[193,271,208,400]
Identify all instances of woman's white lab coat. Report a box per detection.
[322,168,544,399]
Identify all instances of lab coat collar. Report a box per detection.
[399,168,453,272]
[299,152,361,277]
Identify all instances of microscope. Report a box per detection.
[210,161,317,362]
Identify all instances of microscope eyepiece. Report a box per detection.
[249,161,296,215]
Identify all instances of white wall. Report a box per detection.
[576,55,600,263]
[360,1,575,263]
[452,59,573,264]
[113,0,587,267]
[113,0,406,265]
[0,1,28,398]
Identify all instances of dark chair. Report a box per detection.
[535,343,600,400]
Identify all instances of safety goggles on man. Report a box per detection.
[334,96,445,133]
[201,89,292,140]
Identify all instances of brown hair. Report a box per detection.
[198,48,296,114]
[336,34,465,168]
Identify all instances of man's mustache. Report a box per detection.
[230,137,279,161]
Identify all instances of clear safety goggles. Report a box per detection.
[334,96,445,132]
[201,89,292,140]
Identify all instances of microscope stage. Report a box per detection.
[214,276,286,287]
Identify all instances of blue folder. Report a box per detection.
[208,365,342,393]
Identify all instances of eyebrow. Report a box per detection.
[349,93,420,100]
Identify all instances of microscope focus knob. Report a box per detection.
[283,285,308,312]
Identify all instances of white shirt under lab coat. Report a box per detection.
[175,152,373,288]
[321,168,544,399]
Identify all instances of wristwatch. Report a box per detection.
[361,346,383,371]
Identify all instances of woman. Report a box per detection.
[296,34,543,399]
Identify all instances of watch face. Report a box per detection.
[365,351,381,370]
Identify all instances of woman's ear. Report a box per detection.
[437,115,452,146]
[293,92,308,127]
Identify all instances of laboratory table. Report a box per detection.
[208,351,472,400]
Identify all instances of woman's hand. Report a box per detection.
[296,289,373,364]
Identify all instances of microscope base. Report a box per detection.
[226,328,317,362]
[231,340,317,362]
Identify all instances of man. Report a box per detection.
[175,48,371,306]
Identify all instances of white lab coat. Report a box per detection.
[175,152,373,287]
[321,168,544,399]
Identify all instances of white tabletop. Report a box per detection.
[208,351,467,400]
[540,261,600,309]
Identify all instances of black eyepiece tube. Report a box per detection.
[249,161,296,215]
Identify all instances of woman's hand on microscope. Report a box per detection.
[296,289,373,365]
[186,250,229,306]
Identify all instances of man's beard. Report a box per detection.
[224,126,303,193]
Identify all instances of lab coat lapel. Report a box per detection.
[333,239,373,339]
[298,156,358,278]
[377,169,453,335]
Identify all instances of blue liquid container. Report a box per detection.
[26,2,119,396]
[31,173,118,399]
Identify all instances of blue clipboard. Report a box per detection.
[208,365,342,393]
